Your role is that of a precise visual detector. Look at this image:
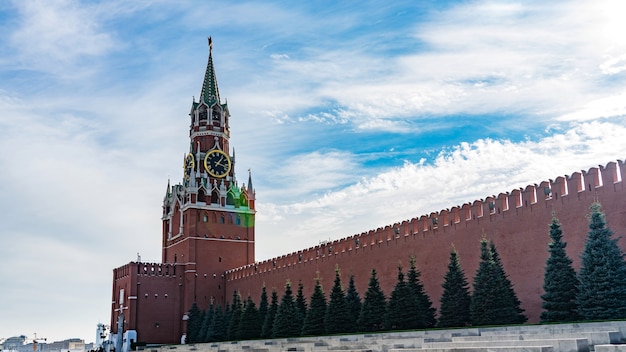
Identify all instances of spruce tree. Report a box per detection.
[258,286,269,327]
[471,237,526,326]
[185,302,202,343]
[227,291,243,340]
[238,296,262,340]
[541,214,579,323]
[386,265,420,330]
[198,304,214,342]
[207,306,227,342]
[325,267,352,334]
[222,303,232,341]
[407,256,437,328]
[577,202,626,320]
[358,269,387,332]
[273,281,301,338]
[261,290,278,338]
[295,281,307,333]
[438,247,471,327]
[302,276,327,336]
[490,242,527,324]
[345,274,362,333]
[470,238,497,325]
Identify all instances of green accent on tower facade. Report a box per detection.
[201,37,221,106]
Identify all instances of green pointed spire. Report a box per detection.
[201,36,220,106]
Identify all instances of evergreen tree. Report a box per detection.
[273,281,301,338]
[302,276,327,336]
[227,291,243,340]
[207,306,227,342]
[471,237,526,326]
[438,247,471,327]
[470,238,498,325]
[345,274,362,333]
[490,242,527,324]
[541,214,579,323]
[358,269,387,332]
[261,290,278,338]
[222,304,232,341]
[198,304,214,342]
[325,267,352,334]
[295,281,307,333]
[407,256,437,328]
[578,202,626,320]
[185,302,203,343]
[386,265,420,330]
[258,286,269,327]
[238,296,262,340]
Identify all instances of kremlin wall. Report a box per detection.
[224,160,626,324]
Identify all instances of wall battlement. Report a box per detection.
[113,262,178,281]
[225,160,625,283]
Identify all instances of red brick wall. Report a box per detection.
[225,161,626,324]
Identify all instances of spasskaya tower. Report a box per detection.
[110,38,255,348]
[161,36,256,304]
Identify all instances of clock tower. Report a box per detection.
[161,37,256,309]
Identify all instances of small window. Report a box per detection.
[236,216,241,225]
[218,256,222,262]
[203,214,208,222]
[220,215,224,224]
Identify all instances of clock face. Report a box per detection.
[204,149,231,178]
[183,153,195,180]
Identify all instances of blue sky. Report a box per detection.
[2,0,626,344]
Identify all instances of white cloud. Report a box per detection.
[255,120,626,260]
[9,0,116,74]
[232,0,626,132]
[558,90,626,121]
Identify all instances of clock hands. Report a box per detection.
[204,150,231,178]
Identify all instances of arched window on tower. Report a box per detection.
[211,190,219,204]
[212,107,221,126]
[239,193,248,208]
[226,192,236,206]
[197,189,206,203]
[199,106,207,121]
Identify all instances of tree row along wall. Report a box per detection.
[225,160,626,323]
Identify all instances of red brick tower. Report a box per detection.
[110,38,255,347]
[161,36,256,312]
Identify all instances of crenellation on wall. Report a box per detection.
[568,171,585,195]
[510,188,523,208]
[537,181,551,205]
[496,192,509,212]
[583,166,603,190]
[461,203,472,221]
[521,184,537,207]
[601,161,617,185]
[551,176,568,199]
[471,199,485,219]
[135,262,177,277]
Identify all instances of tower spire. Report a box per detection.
[247,168,254,194]
[201,36,220,106]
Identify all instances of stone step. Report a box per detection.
[480,328,620,336]
[453,331,622,346]
[595,345,626,352]
[418,337,589,352]
[394,347,554,352]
